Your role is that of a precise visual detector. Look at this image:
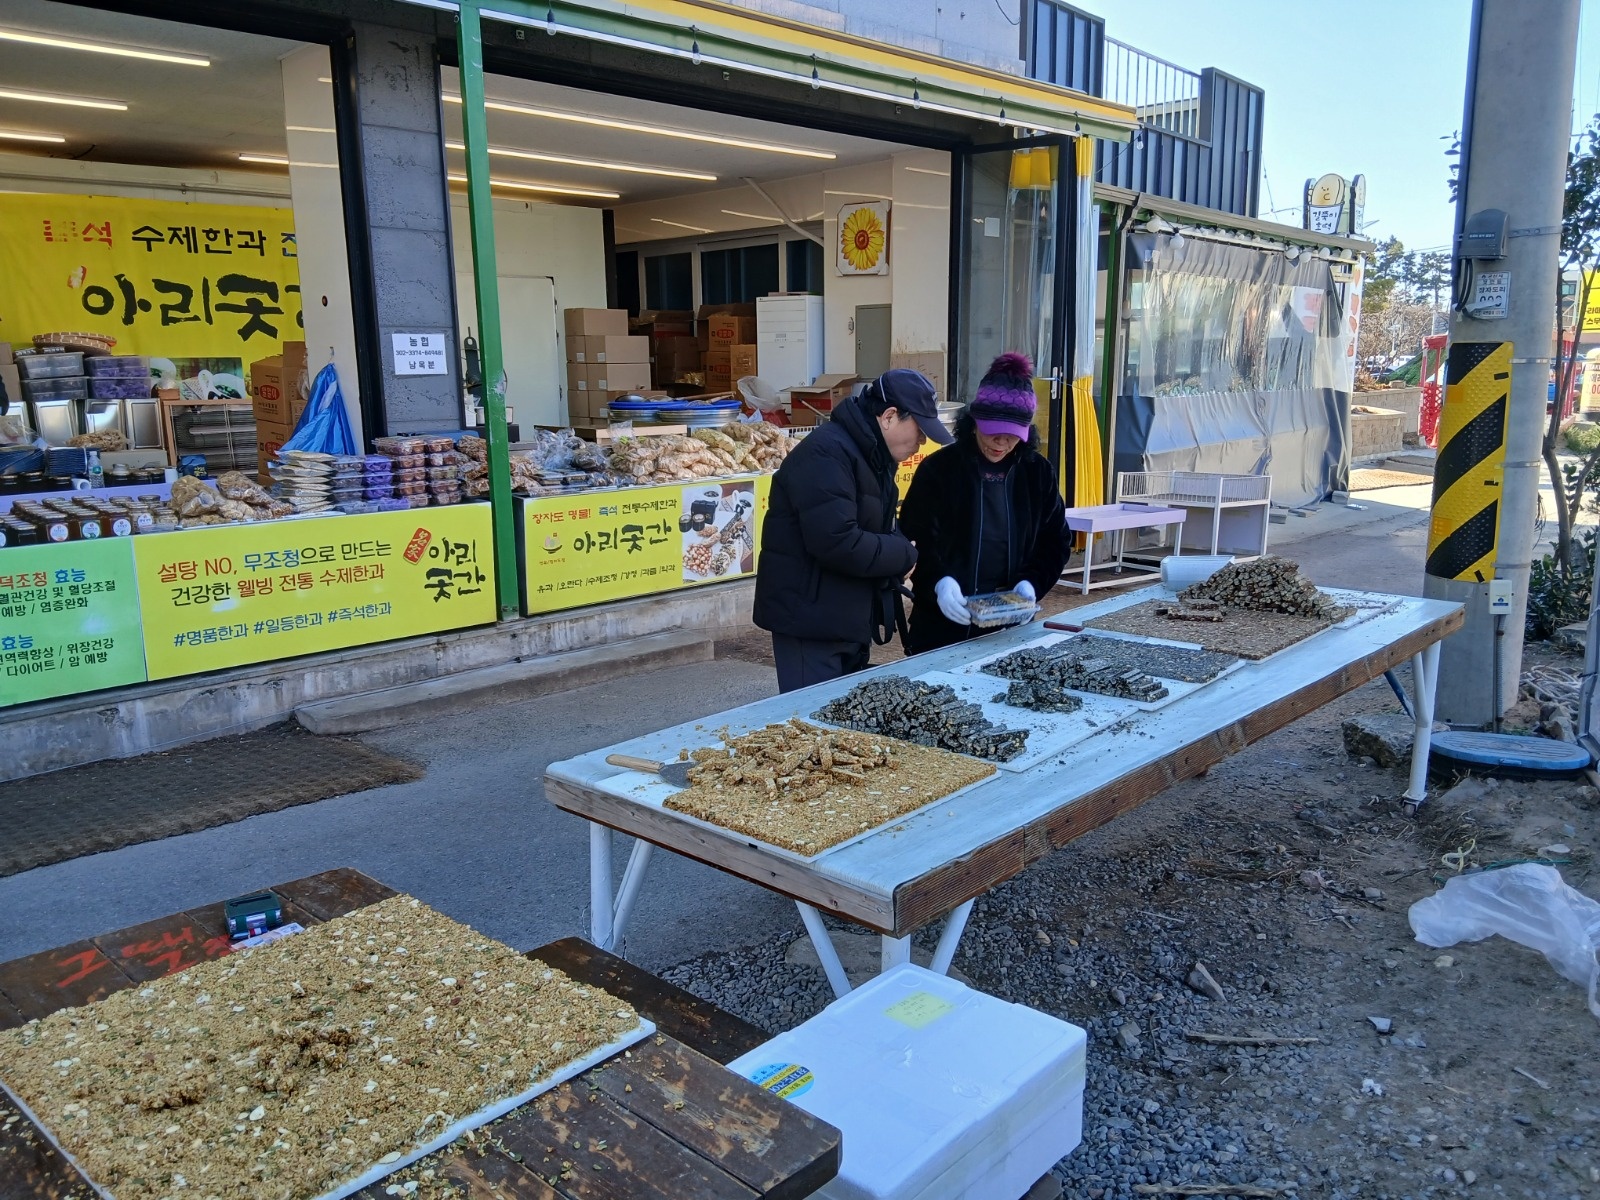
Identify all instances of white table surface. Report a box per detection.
[545,585,1463,936]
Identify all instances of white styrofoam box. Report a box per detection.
[727,964,1086,1200]
[1160,554,1234,592]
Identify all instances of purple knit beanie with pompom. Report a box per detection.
[970,352,1036,441]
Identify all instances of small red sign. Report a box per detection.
[403,528,432,564]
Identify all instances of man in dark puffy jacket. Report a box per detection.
[753,369,952,692]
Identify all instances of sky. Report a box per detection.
[1099,0,1600,254]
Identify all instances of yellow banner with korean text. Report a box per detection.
[893,437,939,499]
[522,475,770,616]
[133,506,496,680]
[0,192,301,359]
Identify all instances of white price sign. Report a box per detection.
[391,332,450,375]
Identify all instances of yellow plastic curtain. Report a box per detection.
[1072,136,1104,517]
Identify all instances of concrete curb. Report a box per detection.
[295,630,712,735]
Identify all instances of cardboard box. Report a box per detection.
[249,340,309,425]
[890,351,947,402]
[256,418,294,479]
[570,334,650,364]
[0,342,13,365]
[634,310,694,337]
[790,373,860,410]
[0,363,20,411]
[568,362,651,395]
[563,308,629,337]
[707,314,757,346]
[696,303,755,350]
[731,344,759,378]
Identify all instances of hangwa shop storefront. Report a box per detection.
[0,0,1133,751]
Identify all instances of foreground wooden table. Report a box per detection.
[0,868,839,1200]
[547,586,1463,996]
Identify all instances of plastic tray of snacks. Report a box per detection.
[88,376,152,400]
[85,355,148,378]
[421,436,456,454]
[424,451,459,467]
[373,435,428,455]
[22,376,89,401]
[966,589,1041,629]
[15,350,85,380]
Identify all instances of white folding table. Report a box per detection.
[544,587,1461,999]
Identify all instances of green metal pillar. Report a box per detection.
[455,4,520,617]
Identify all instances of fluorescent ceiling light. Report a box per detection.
[446,172,619,200]
[285,125,335,134]
[238,153,336,168]
[0,130,64,143]
[444,140,714,181]
[902,166,950,177]
[0,29,209,67]
[442,93,834,160]
[0,87,125,111]
[721,210,778,221]
[651,218,713,233]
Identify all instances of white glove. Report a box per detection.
[935,576,971,625]
[1013,580,1037,603]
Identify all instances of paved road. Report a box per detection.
[0,494,1436,971]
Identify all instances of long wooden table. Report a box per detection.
[546,586,1462,997]
[0,868,840,1200]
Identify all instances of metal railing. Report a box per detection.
[1103,37,1201,139]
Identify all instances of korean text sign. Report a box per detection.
[522,475,770,616]
[0,540,147,707]
[0,193,301,359]
[133,507,497,680]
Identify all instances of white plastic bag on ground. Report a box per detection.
[1409,864,1600,1020]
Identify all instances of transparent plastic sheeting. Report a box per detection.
[1113,232,1351,508]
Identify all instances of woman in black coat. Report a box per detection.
[898,352,1070,655]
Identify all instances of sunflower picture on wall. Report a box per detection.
[837,201,890,275]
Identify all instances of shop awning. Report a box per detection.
[413,0,1137,140]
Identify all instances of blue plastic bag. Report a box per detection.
[280,362,356,456]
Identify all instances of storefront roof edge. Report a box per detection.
[433,0,1137,139]
[1095,184,1374,256]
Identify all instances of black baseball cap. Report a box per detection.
[873,368,953,445]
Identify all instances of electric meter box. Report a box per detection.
[728,964,1086,1200]
[1458,209,1509,260]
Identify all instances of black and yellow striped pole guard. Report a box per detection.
[1424,341,1511,584]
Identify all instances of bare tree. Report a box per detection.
[1543,115,1600,571]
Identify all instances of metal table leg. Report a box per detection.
[797,903,852,999]
[1403,642,1442,812]
[880,934,912,970]
[589,824,654,953]
[929,899,975,976]
[589,824,613,949]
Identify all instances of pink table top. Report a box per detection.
[1061,502,1187,532]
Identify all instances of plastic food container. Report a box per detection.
[88,376,151,400]
[371,497,409,512]
[23,376,89,401]
[421,436,455,454]
[966,590,1041,628]
[361,454,395,471]
[402,493,431,508]
[426,466,460,481]
[1160,554,1235,592]
[383,454,425,470]
[423,451,459,467]
[391,467,427,483]
[16,350,85,379]
[374,436,428,455]
[86,355,148,378]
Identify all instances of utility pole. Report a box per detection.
[1425,0,1580,726]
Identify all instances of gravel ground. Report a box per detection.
[666,645,1600,1200]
